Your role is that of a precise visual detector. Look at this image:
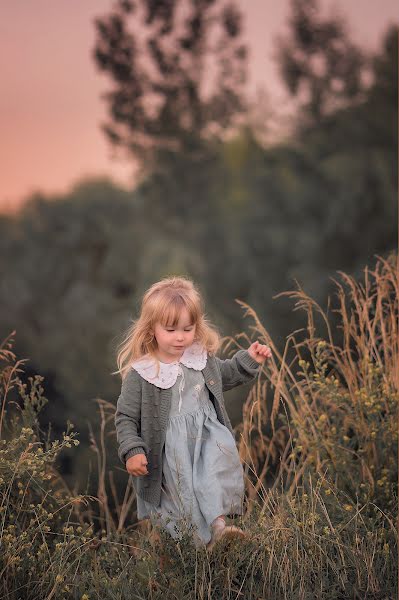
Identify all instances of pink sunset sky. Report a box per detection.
[1,0,398,213]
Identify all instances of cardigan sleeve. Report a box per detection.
[214,349,261,392]
[114,368,149,465]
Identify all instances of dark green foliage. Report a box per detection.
[92,0,248,169]
[275,0,368,125]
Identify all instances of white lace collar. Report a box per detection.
[131,340,208,388]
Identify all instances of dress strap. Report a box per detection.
[177,363,185,413]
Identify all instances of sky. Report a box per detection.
[0,0,398,213]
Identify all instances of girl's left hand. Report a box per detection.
[247,340,272,364]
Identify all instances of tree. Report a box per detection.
[92,0,249,171]
[274,0,368,127]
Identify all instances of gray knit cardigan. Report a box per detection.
[114,348,261,506]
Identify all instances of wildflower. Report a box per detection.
[71,495,84,505]
[63,526,74,534]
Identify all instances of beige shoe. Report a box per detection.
[207,523,247,552]
[206,516,226,551]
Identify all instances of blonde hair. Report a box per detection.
[114,276,222,380]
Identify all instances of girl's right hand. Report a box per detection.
[126,453,149,476]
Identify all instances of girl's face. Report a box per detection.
[153,307,196,362]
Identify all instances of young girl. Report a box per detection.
[114,276,272,550]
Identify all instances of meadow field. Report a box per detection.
[0,253,397,599]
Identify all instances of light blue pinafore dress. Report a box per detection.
[136,362,245,546]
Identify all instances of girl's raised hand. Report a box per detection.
[126,453,149,476]
[247,340,272,364]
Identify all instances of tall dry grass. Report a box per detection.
[234,252,397,516]
[0,252,397,599]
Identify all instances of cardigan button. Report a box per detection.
[208,379,215,385]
